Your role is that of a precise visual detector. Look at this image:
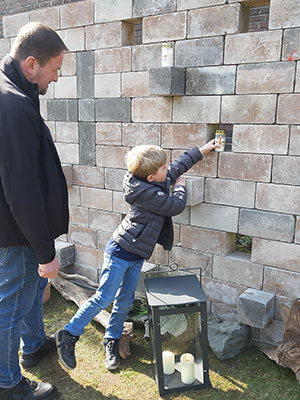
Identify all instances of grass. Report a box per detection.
[22,288,300,400]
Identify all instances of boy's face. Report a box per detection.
[147,163,168,183]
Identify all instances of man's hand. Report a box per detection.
[38,258,60,278]
[199,138,219,155]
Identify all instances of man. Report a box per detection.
[0,22,69,399]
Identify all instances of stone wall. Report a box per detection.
[1,0,300,345]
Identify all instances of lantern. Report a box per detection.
[145,269,211,396]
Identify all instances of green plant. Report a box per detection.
[235,234,252,253]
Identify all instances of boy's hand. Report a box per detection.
[199,139,219,155]
[175,176,186,186]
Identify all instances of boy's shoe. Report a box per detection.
[55,329,79,370]
[20,335,57,368]
[103,339,120,371]
[0,377,57,400]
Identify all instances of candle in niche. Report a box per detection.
[180,353,195,384]
[161,43,174,67]
[162,351,175,375]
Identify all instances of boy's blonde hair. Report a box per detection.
[126,145,167,179]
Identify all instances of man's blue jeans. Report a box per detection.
[0,246,47,388]
[65,253,144,340]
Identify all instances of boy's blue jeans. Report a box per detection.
[0,246,47,388]
[64,253,144,339]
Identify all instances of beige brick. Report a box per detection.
[162,124,207,149]
[264,267,300,302]
[202,277,245,307]
[95,73,121,98]
[68,186,80,206]
[56,122,78,143]
[104,168,125,191]
[132,98,172,123]
[75,244,103,269]
[3,13,29,38]
[58,28,84,52]
[69,225,97,248]
[273,156,300,186]
[185,176,204,206]
[113,191,129,214]
[224,30,282,64]
[295,217,300,244]
[213,253,263,290]
[122,71,150,97]
[191,203,239,233]
[29,7,59,30]
[269,0,300,29]
[148,243,169,265]
[62,164,73,186]
[295,63,300,92]
[172,149,218,177]
[132,43,163,71]
[178,0,226,10]
[122,123,160,146]
[61,53,76,76]
[143,12,186,43]
[219,153,272,182]
[237,62,295,94]
[173,96,220,123]
[170,247,212,277]
[277,95,300,124]
[81,187,112,211]
[222,95,276,124]
[95,0,132,23]
[89,209,122,232]
[85,22,134,50]
[98,230,113,252]
[181,225,234,255]
[0,38,10,59]
[96,123,122,145]
[95,47,131,73]
[60,0,93,29]
[70,206,88,227]
[290,126,300,156]
[73,165,104,188]
[96,146,128,168]
[54,76,77,98]
[205,178,256,208]
[256,183,300,215]
[282,28,300,61]
[55,143,79,164]
[232,125,289,154]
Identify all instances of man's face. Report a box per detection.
[34,52,63,95]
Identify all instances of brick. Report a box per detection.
[132,98,172,122]
[205,178,255,208]
[224,31,282,64]
[95,98,131,122]
[173,206,190,225]
[178,0,226,10]
[169,247,212,276]
[148,243,169,265]
[46,121,56,141]
[232,125,289,154]
[256,183,300,215]
[162,124,206,149]
[222,95,276,124]
[264,267,300,298]
[296,62,300,92]
[132,44,163,71]
[69,205,88,227]
[295,217,300,244]
[40,100,47,120]
[143,12,186,43]
[133,0,176,17]
[81,187,112,211]
[85,22,134,50]
[282,28,300,61]
[219,153,272,182]
[79,99,95,122]
[43,83,54,100]
[73,165,104,188]
[0,38,10,60]
[277,95,300,124]
[55,143,79,164]
[98,230,113,251]
[228,0,269,4]
[61,53,76,76]
[269,0,300,29]
[96,123,122,145]
[62,164,73,186]
[173,149,218,177]
[122,71,150,97]
[149,67,185,96]
[72,259,101,282]
[58,28,84,52]
[55,240,75,269]
[273,156,300,186]
[173,96,220,123]
[95,47,131,73]
[188,4,246,39]
[202,277,245,307]
[95,0,132,23]
[290,126,300,155]
[69,225,97,248]
[77,51,94,99]
[237,62,295,94]
[113,191,129,214]
[122,123,160,146]
[89,209,122,232]
[185,176,204,206]
[214,253,263,290]
[95,73,121,98]
[252,238,300,272]
[60,0,93,29]
[191,203,239,233]
[3,12,29,38]
[68,186,80,206]
[96,146,128,168]
[186,66,236,95]
[74,244,103,271]
[54,76,77,98]
[29,7,59,30]
[176,37,223,67]
[79,122,95,166]
[104,168,126,191]
[56,122,78,143]
[260,320,285,345]
[240,209,295,242]
[181,225,234,255]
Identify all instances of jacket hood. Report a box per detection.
[123,171,167,204]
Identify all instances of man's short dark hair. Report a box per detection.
[11,22,68,66]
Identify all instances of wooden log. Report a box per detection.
[51,276,133,359]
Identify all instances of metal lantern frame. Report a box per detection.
[145,267,211,396]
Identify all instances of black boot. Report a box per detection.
[20,335,57,368]
[103,339,120,371]
[0,377,57,400]
[55,329,79,370]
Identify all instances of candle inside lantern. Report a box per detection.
[162,351,175,375]
[180,353,195,384]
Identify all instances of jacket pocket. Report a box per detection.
[0,247,8,266]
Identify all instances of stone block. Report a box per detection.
[264,267,300,302]
[260,320,285,346]
[186,66,236,95]
[228,0,269,4]
[211,302,238,321]
[221,95,276,124]
[55,240,75,269]
[173,96,220,123]
[237,62,295,94]
[132,43,163,71]
[79,99,95,122]
[62,164,73,186]
[162,123,207,149]
[96,123,122,145]
[60,0,93,29]
[149,67,185,96]
[269,0,300,29]
[77,51,94,99]
[277,94,300,124]
[89,209,122,232]
[74,244,103,273]
[169,247,212,276]
[184,176,204,206]
[113,191,129,214]
[54,76,77,98]
[68,186,80,206]
[29,7,59,30]
[122,71,150,97]
[104,168,125,191]
[238,288,275,329]
[96,146,128,168]
[176,37,223,67]
[272,156,300,186]
[70,205,88,227]
[81,187,112,211]
[72,165,104,188]
[296,63,300,93]
[0,38,10,60]
[95,47,131,73]
[122,123,160,146]
[218,153,272,182]
[58,28,84,52]
[173,150,218,177]
[202,277,245,307]
[256,183,300,215]
[48,100,78,122]
[132,98,172,122]
[40,100,47,120]
[178,0,226,9]
[296,217,300,244]
[282,28,300,61]
[135,262,159,298]
[239,209,295,243]
[191,203,239,233]
[79,122,95,166]
[232,125,289,154]
[98,231,113,252]
[205,178,255,208]
[213,253,263,290]
[171,206,190,225]
[95,0,132,23]
[55,143,79,164]
[95,98,131,122]
[224,30,282,64]
[3,12,29,38]
[69,225,97,248]
[85,22,134,50]
[143,12,186,43]
[133,0,176,17]
[61,53,76,76]
[95,73,121,98]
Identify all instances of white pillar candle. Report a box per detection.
[162,351,175,375]
[180,353,195,384]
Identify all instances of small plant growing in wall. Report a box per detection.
[235,234,252,253]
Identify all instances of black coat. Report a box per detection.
[0,55,69,264]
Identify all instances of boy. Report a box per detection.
[55,139,217,371]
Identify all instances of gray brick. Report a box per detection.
[149,67,185,96]
[132,44,163,71]
[175,37,223,67]
[186,66,236,95]
[47,100,78,122]
[272,156,300,186]
[269,0,300,30]
[104,168,125,191]
[79,99,95,122]
[95,98,131,122]
[191,203,239,233]
[282,28,300,61]
[55,240,75,270]
[264,267,300,299]
[133,0,176,17]
[173,96,220,123]
[77,51,94,98]
[79,122,96,166]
